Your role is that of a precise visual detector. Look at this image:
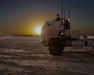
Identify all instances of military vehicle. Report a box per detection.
[41,15,73,55]
[41,0,80,55]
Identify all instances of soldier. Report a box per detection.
[84,35,87,46]
[54,14,61,21]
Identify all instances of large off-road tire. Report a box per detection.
[49,43,64,55]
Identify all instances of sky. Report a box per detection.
[0,0,94,35]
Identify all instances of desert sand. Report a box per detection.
[0,35,94,75]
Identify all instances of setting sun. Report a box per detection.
[33,25,42,35]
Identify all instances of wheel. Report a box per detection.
[49,43,64,55]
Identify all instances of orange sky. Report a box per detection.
[0,0,94,35]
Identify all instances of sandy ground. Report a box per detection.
[0,36,94,75]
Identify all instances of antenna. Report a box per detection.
[68,10,70,18]
[64,8,66,19]
[61,0,63,19]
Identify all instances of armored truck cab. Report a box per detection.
[41,19,72,55]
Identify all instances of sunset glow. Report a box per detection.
[0,0,94,35]
[33,25,42,35]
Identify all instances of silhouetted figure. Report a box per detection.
[63,19,70,29]
[54,14,61,21]
[84,35,87,46]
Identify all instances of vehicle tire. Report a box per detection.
[49,43,64,55]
